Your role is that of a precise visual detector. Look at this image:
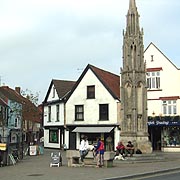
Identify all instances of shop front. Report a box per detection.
[148,116,180,152]
[69,126,120,151]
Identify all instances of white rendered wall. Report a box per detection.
[66,69,119,125]
[44,103,64,126]
[145,43,180,116]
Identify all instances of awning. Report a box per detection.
[72,126,114,133]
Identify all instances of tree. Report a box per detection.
[21,89,39,106]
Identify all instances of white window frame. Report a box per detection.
[162,100,177,115]
[147,71,160,90]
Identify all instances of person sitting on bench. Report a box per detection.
[125,141,134,157]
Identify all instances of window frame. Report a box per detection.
[147,71,160,90]
[49,129,59,143]
[75,105,84,121]
[56,104,59,122]
[87,85,95,99]
[162,100,177,115]
[99,104,109,121]
[48,106,51,122]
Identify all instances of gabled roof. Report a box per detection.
[144,42,179,70]
[0,91,8,106]
[66,64,120,101]
[0,97,8,106]
[0,86,41,123]
[43,79,76,103]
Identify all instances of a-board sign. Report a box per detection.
[50,152,62,167]
[51,152,60,163]
[29,145,37,156]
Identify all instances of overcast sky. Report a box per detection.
[0,0,180,103]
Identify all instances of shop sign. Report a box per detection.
[148,120,180,126]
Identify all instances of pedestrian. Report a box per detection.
[125,141,134,157]
[115,141,125,157]
[106,135,113,151]
[94,137,105,167]
[79,135,89,164]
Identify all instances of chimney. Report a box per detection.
[15,87,21,94]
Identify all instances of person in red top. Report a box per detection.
[115,141,125,157]
[94,137,105,167]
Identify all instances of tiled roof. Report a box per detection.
[89,65,120,99]
[44,79,76,103]
[0,86,41,123]
[0,97,8,106]
[66,64,120,101]
[53,79,76,99]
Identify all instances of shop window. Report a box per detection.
[147,71,160,90]
[99,104,109,120]
[75,105,84,121]
[49,129,59,143]
[162,127,180,147]
[162,100,177,115]
[87,85,95,99]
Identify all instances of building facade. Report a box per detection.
[43,79,75,149]
[65,64,121,150]
[145,43,180,152]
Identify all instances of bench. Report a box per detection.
[66,150,115,167]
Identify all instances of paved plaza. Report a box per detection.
[1,149,180,180]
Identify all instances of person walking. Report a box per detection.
[94,137,105,168]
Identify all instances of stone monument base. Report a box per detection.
[120,132,152,154]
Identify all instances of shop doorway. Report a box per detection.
[149,126,161,151]
[69,132,76,150]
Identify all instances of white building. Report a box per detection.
[145,42,180,152]
[65,64,121,150]
[43,79,75,149]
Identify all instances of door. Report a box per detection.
[69,132,76,150]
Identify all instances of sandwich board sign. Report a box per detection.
[29,145,37,156]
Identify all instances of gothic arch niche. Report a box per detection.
[137,81,143,131]
[137,81,143,114]
[125,82,132,99]
[124,82,132,131]
[131,44,136,69]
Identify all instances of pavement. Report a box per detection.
[1,148,180,180]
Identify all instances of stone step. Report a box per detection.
[114,153,166,163]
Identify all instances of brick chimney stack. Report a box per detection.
[15,87,21,94]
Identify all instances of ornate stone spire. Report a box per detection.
[126,0,140,36]
[120,0,152,153]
